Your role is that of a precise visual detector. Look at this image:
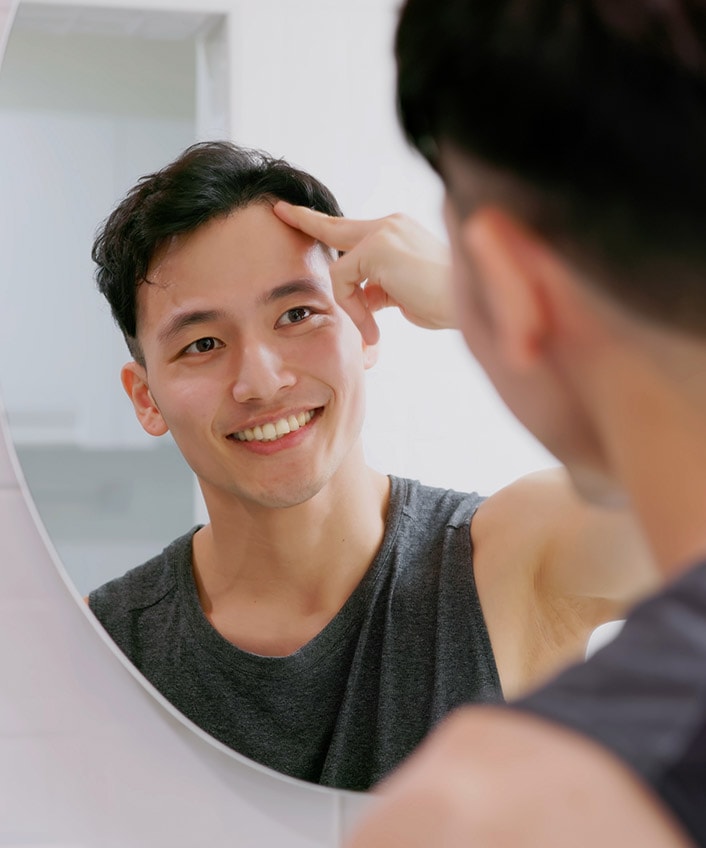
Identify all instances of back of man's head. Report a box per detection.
[92,141,342,363]
[395,0,706,336]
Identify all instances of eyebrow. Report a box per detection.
[256,278,328,306]
[156,279,329,346]
[157,309,227,346]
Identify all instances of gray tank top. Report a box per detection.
[88,476,502,790]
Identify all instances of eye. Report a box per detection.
[276,306,313,327]
[183,337,223,354]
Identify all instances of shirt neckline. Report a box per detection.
[173,475,409,677]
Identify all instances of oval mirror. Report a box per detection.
[0,0,555,793]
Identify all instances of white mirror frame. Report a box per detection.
[0,1,370,843]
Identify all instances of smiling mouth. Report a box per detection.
[230,409,317,443]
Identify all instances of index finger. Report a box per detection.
[273,201,382,253]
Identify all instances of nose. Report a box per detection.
[231,341,297,404]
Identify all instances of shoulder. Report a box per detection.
[385,477,486,586]
[469,467,567,582]
[478,466,657,608]
[355,704,690,847]
[475,466,573,535]
[88,527,197,618]
[393,475,485,529]
[471,464,636,588]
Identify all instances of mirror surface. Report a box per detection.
[0,0,555,790]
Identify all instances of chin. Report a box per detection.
[568,465,629,509]
[246,475,330,511]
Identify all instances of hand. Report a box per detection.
[274,202,456,345]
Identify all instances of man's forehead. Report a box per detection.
[137,239,333,325]
[145,207,332,284]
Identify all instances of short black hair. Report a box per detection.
[396,0,706,334]
[93,141,343,362]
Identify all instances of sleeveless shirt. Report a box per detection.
[88,475,502,791]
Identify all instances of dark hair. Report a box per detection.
[396,0,706,334]
[92,141,343,362]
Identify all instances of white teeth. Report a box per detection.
[233,410,315,443]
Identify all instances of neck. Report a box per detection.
[192,448,389,646]
[583,328,706,581]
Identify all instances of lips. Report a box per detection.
[231,409,317,443]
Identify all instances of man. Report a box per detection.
[89,141,653,792]
[276,0,705,843]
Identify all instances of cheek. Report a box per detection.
[151,374,216,431]
[312,324,369,406]
[308,314,366,370]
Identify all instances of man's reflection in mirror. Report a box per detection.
[87,141,656,789]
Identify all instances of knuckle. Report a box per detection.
[377,212,409,243]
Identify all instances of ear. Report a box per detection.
[120,362,169,437]
[462,207,560,372]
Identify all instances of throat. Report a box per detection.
[194,531,367,657]
[191,469,391,654]
[206,598,344,657]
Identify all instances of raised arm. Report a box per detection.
[532,469,659,608]
[472,468,660,698]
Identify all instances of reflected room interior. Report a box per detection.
[0,3,218,595]
[1,0,587,795]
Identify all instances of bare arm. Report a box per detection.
[345,706,690,848]
[472,468,660,698]
[509,468,659,612]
